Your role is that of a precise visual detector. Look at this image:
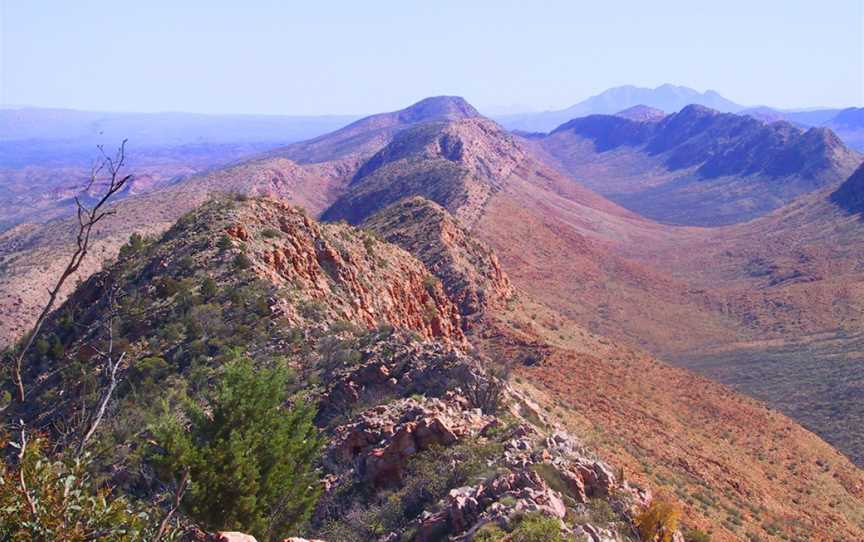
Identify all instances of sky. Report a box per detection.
[1,0,862,115]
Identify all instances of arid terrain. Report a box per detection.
[4,95,864,540]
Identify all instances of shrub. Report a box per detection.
[157,277,183,298]
[233,252,253,270]
[48,335,65,360]
[217,234,233,251]
[200,277,219,299]
[0,435,173,541]
[635,496,681,542]
[118,232,146,259]
[473,522,507,542]
[510,513,565,542]
[261,227,280,239]
[152,356,323,541]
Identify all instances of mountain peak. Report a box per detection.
[396,96,482,124]
[615,105,666,122]
[675,103,720,117]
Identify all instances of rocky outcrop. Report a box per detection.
[317,331,484,424]
[314,333,656,541]
[363,197,513,323]
[404,425,653,542]
[224,198,465,343]
[327,394,492,486]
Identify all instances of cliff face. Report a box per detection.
[223,198,464,343]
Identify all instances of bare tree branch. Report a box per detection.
[16,421,38,517]
[76,351,123,458]
[76,286,124,457]
[153,469,189,542]
[11,140,132,404]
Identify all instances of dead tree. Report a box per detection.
[10,141,132,403]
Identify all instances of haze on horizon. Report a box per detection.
[1,0,862,116]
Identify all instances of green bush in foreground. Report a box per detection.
[152,356,323,541]
[0,435,172,541]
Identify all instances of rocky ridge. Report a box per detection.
[543,105,862,225]
[14,195,670,542]
[363,197,514,323]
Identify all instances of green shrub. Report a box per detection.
[473,523,507,542]
[217,234,233,251]
[157,277,183,298]
[152,356,323,541]
[261,228,280,239]
[0,435,173,541]
[233,252,253,270]
[118,232,146,259]
[511,513,565,542]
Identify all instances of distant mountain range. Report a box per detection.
[539,104,861,225]
[496,84,746,132]
[495,84,861,147]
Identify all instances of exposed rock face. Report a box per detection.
[363,197,514,323]
[330,396,488,486]
[317,331,484,424]
[226,198,465,343]
[322,118,526,227]
[405,425,651,542]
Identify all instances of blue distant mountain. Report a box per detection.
[496,84,745,132]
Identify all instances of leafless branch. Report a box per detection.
[153,469,189,542]
[76,351,123,458]
[11,140,132,404]
[16,421,38,517]
[76,287,124,457]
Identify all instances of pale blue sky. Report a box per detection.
[1,0,862,115]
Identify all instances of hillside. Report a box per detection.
[5,95,864,502]
[623,167,864,465]
[8,195,864,541]
[0,97,488,350]
[497,85,744,133]
[317,105,864,474]
[540,105,861,225]
[6,196,668,541]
